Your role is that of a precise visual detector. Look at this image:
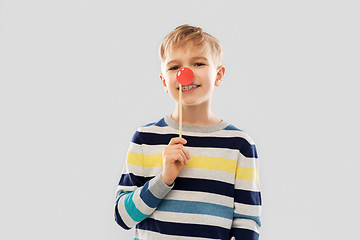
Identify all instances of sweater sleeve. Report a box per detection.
[114,131,173,229]
[230,137,262,240]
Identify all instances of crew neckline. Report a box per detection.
[164,114,229,133]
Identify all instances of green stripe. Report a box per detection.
[234,213,261,227]
[124,191,149,222]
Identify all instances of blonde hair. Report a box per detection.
[159,24,223,66]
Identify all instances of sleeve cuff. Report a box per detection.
[147,174,173,200]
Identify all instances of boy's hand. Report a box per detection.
[161,137,191,186]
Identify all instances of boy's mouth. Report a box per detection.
[177,84,200,91]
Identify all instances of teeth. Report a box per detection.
[182,85,198,91]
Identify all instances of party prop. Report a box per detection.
[176,67,194,138]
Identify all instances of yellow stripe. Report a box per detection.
[126,152,163,167]
[144,154,163,167]
[185,156,237,174]
[128,152,259,181]
[126,152,144,166]
[127,152,237,174]
[236,166,259,181]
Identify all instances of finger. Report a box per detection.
[170,146,190,162]
[169,149,185,162]
[173,149,186,162]
[171,152,185,167]
[182,147,191,160]
[169,137,187,145]
[179,149,188,165]
[163,145,182,155]
[176,145,190,160]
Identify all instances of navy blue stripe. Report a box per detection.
[174,177,235,198]
[114,204,131,230]
[131,131,143,145]
[118,173,149,187]
[242,144,258,159]
[140,181,162,208]
[119,175,234,198]
[132,132,257,158]
[137,218,230,239]
[119,174,232,198]
[119,174,261,206]
[230,227,259,240]
[235,189,262,206]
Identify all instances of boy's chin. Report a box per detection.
[180,99,203,106]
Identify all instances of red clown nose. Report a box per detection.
[176,67,194,86]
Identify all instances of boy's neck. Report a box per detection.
[171,103,222,127]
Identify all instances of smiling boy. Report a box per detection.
[114,24,262,240]
[159,37,225,129]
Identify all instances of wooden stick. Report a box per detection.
[179,83,182,138]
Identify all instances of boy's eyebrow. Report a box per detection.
[165,60,179,67]
[192,57,209,62]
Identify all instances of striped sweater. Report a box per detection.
[114,115,261,240]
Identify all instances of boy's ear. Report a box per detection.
[215,65,225,87]
[160,73,168,93]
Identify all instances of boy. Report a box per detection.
[114,24,261,240]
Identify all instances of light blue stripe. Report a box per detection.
[157,199,233,220]
[115,191,129,204]
[234,213,261,227]
[142,122,156,127]
[124,191,149,222]
[155,118,168,127]
[224,124,244,131]
[140,181,161,208]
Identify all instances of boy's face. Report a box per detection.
[160,43,225,107]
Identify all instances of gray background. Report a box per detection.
[1,0,359,239]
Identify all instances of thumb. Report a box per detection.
[169,137,187,145]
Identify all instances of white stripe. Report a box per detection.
[139,125,255,145]
[234,202,261,216]
[238,154,259,168]
[190,147,239,160]
[150,211,232,230]
[142,144,239,161]
[117,195,137,227]
[122,163,143,176]
[235,179,261,192]
[123,160,160,178]
[132,187,156,216]
[143,166,162,177]
[179,167,235,184]
[128,142,142,154]
[232,218,260,233]
[165,190,233,208]
[115,185,137,196]
[142,144,165,155]
[123,163,162,178]
[190,145,239,161]
[135,228,216,240]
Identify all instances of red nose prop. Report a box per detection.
[176,67,194,86]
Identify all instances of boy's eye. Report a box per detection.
[194,62,205,66]
[169,66,180,71]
